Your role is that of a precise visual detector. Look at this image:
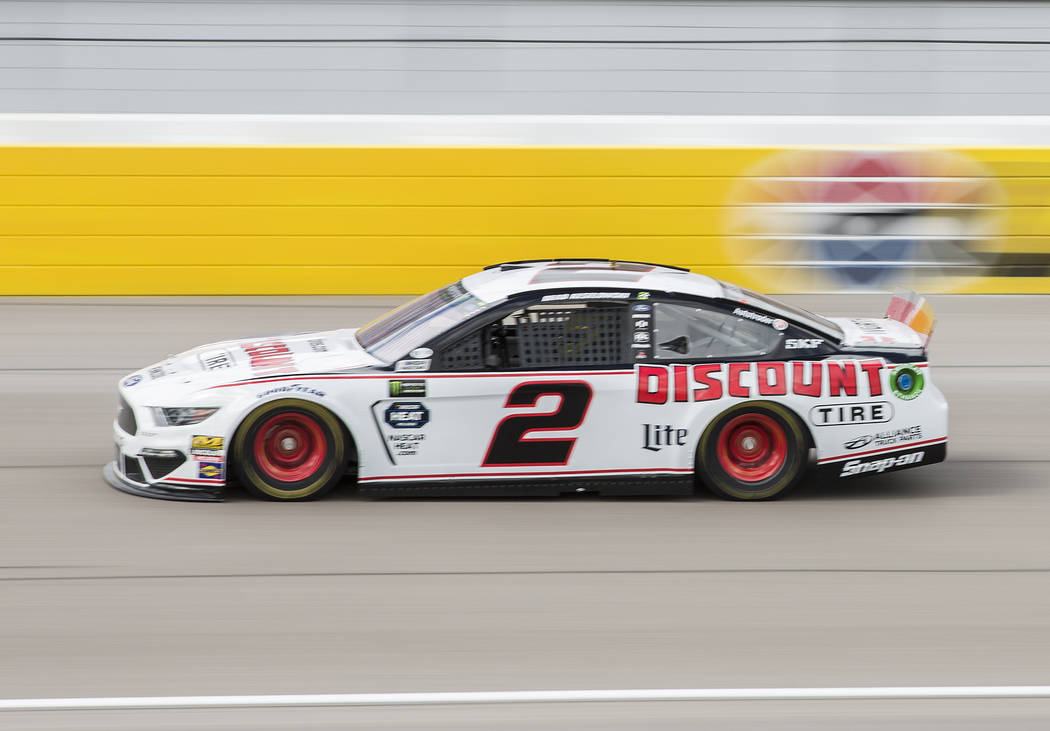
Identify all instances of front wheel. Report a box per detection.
[697,402,808,501]
[232,399,347,501]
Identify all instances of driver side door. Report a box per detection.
[372,292,640,488]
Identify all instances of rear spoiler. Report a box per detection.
[885,290,935,346]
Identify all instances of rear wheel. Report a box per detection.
[697,402,808,501]
[233,399,346,501]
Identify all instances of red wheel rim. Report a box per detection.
[252,412,327,483]
[716,413,787,483]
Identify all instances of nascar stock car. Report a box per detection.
[106,259,946,503]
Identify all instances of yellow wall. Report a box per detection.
[1,146,1048,294]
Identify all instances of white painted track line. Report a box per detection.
[4,687,1050,711]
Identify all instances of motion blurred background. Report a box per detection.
[2,0,1050,296]
[3,2,1050,730]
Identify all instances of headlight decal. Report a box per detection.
[150,406,220,427]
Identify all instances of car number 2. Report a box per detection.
[482,381,593,467]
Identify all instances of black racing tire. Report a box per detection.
[232,399,347,501]
[696,401,808,501]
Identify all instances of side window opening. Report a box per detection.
[652,302,782,360]
[440,329,486,370]
[438,301,629,370]
[514,304,626,368]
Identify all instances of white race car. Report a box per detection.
[106,260,947,502]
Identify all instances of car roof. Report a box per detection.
[462,260,725,303]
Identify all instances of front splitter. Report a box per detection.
[103,461,224,502]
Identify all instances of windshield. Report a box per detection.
[720,282,844,341]
[355,281,501,362]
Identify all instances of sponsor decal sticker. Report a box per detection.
[387,432,426,456]
[541,292,631,302]
[199,349,233,371]
[384,401,430,429]
[856,333,900,346]
[843,425,922,450]
[726,307,788,331]
[192,454,224,463]
[785,338,824,350]
[636,360,887,403]
[852,318,888,334]
[890,365,925,401]
[840,451,924,477]
[148,366,166,380]
[637,291,651,300]
[198,461,224,480]
[632,303,652,313]
[633,318,649,329]
[190,435,224,455]
[389,379,427,397]
[241,340,295,376]
[810,402,893,427]
[633,331,651,344]
[256,383,326,399]
[642,424,688,452]
[395,359,431,372]
[843,434,874,450]
[123,375,142,387]
[308,338,327,352]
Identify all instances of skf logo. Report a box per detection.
[785,338,823,350]
[191,435,224,451]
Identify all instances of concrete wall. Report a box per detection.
[3,1,1050,114]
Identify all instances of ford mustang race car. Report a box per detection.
[105,259,946,502]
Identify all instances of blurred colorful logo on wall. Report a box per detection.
[726,149,1004,292]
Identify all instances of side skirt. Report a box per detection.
[358,474,696,498]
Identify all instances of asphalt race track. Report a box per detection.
[2,294,1049,730]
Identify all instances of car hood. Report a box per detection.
[828,317,925,351]
[124,328,381,393]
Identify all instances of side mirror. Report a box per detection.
[659,336,689,354]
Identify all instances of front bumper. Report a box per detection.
[104,460,224,502]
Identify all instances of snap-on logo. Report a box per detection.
[840,451,924,477]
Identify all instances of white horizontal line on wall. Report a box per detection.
[4,686,1050,711]
[2,114,1050,147]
